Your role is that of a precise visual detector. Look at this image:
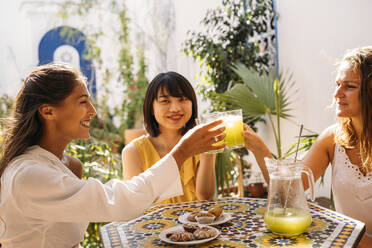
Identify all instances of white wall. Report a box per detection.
[173,0,220,82]
[0,0,34,96]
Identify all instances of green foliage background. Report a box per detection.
[183,0,275,113]
[58,0,149,150]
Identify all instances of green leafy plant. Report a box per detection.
[183,0,275,112]
[215,149,236,196]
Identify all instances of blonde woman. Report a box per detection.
[242,47,372,247]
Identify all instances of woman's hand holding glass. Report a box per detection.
[171,120,226,166]
[242,124,268,153]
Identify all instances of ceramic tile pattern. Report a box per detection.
[100,197,365,248]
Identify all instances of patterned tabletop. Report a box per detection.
[100,197,365,248]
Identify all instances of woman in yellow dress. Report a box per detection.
[122,72,223,204]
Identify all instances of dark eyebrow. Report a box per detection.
[158,94,169,98]
[78,94,90,99]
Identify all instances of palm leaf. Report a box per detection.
[223,84,268,120]
[231,63,276,111]
[282,134,319,158]
[223,63,295,121]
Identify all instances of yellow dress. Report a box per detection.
[133,135,200,205]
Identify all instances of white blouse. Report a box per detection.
[0,145,183,248]
[332,143,372,237]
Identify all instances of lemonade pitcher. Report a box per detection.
[264,157,315,236]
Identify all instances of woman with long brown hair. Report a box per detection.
[242,46,372,247]
[0,63,225,247]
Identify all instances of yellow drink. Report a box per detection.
[224,116,244,148]
[264,208,312,236]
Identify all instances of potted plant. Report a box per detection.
[246,172,266,198]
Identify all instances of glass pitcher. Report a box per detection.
[264,157,315,236]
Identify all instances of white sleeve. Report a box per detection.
[12,154,183,222]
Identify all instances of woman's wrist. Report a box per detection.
[170,144,188,168]
[250,139,271,156]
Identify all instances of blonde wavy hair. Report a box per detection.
[334,46,372,174]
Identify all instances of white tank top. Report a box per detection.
[332,143,372,237]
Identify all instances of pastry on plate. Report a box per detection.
[166,231,194,242]
[193,226,217,240]
[183,223,200,233]
[187,212,198,222]
[208,206,223,219]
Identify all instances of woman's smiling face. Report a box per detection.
[53,82,97,140]
[152,87,192,133]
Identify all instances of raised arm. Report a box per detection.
[170,120,226,167]
[242,124,271,184]
[301,125,335,190]
[122,120,226,181]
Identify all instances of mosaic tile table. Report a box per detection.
[100,197,365,248]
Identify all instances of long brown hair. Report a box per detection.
[334,46,372,173]
[0,63,84,183]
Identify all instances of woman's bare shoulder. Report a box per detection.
[315,124,338,158]
[122,135,148,153]
[122,141,138,154]
[121,137,144,179]
[121,140,142,166]
[319,124,337,141]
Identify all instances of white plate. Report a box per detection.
[178,212,232,226]
[159,225,219,246]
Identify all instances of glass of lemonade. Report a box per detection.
[198,109,244,153]
[222,109,244,149]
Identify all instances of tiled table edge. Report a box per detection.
[100,208,167,248]
[308,202,366,247]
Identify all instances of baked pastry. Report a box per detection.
[166,231,194,242]
[193,226,217,239]
[183,223,200,233]
[187,212,198,222]
[197,212,214,218]
[208,206,223,218]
